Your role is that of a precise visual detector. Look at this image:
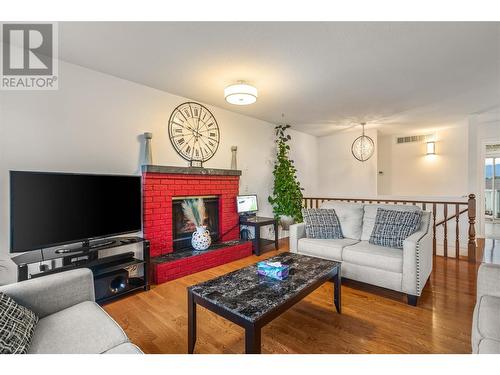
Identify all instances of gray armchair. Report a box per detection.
[0,268,142,354]
[472,263,500,353]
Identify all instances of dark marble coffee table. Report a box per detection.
[187,252,341,354]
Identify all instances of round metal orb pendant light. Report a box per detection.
[224,82,258,105]
[351,123,375,162]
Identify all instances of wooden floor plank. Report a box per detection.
[103,240,478,354]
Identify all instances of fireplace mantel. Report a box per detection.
[142,165,241,176]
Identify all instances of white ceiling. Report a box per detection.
[59,22,500,136]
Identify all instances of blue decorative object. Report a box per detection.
[257,261,289,280]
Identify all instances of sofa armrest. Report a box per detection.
[473,265,500,353]
[477,263,500,300]
[0,268,95,318]
[402,212,432,296]
[472,294,500,353]
[289,223,306,253]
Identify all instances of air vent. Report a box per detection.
[396,134,434,144]
[486,144,500,153]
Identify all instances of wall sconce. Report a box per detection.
[426,141,436,155]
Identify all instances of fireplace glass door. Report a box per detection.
[172,196,220,251]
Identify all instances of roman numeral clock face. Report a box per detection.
[168,102,220,167]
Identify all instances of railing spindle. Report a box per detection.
[468,194,476,263]
[455,203,460,260]
[443,204,448,258]
[432,203,437,256]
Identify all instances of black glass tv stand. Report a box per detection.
[11,236,150,304]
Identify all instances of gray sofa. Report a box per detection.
[290,202,432,305]
[0,268,142,354]
[472,263,500,353]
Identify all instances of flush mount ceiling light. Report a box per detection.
[351,123,375,162]
[224,82,258,105]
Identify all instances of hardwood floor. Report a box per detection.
[104,239,479,354]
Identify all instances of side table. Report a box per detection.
[239,216,278,256]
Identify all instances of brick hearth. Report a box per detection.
[151,241,251,284]
[142,165,252,284]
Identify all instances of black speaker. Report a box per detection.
[94,269,129,301]
[240,228,251,240]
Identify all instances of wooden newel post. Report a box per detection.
[467,194,476,263]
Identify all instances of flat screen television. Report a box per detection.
[236,195,258,214]
[10,171,142,253]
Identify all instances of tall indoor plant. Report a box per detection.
[268,124,303,230]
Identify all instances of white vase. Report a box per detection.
[191,226,211,251]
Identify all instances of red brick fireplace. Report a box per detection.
[142,165,252,284]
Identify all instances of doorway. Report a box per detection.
[485,149,500,238]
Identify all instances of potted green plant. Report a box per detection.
[268,124,304,230]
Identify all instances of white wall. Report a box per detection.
[287,129,319,195]
[317,129,378,197]
[377,125,469,197]
[0,60,318,283]
[315,124,472,199]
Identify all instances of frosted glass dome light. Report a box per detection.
[224,83,258,105]
[351,123,375,162]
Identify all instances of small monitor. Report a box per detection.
[237,195,258,214]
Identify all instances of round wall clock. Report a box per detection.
[168,102,220,167]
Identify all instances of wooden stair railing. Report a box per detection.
[302,194,477,262]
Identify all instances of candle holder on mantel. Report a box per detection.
[231,146,238,170]
[143,132,153,165]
